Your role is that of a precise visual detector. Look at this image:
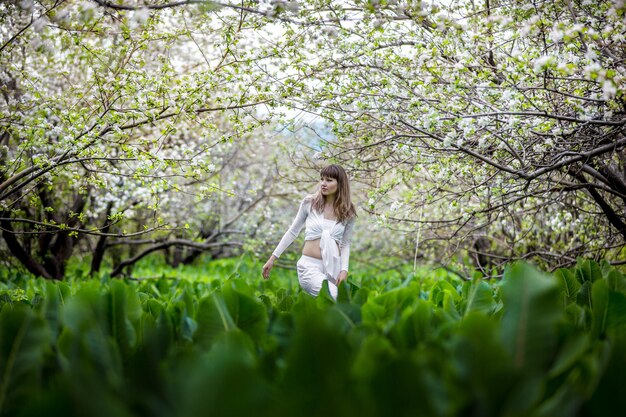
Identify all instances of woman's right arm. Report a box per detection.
[263,198,310,279]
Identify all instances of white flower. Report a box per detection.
[79,0,96,11]
[557,62,572,74]
[133,7,150,24]
[549,25,564,43]
[570,23,585,34]
[19,0,34,10]
[602,80,617,100]
[32,18,47,32]
[322,27,338,38]
[533,55,553,73]
[284,1,300,13]
[585,48,598,60]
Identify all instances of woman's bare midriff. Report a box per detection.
[302,239,339,259]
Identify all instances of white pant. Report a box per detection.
[296,255,338,299]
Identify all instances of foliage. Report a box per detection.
[1,257,626,416]
[3,0,625,278]
[246,0,626,269]
[0,0,298,279]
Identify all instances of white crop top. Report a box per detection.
[272,197,356,276]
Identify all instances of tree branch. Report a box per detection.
[110,239,242,277]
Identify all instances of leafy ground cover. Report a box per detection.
[1,257,625,417]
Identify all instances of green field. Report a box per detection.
[1,257,625,417]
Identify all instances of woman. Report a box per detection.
[262,164,357,300]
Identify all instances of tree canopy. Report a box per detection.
[1,0,625,278]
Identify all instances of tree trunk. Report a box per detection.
[90,201,114,275]
[1,214,54,280]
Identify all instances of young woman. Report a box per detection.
[262,164,357,300]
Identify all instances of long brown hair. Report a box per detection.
[311,164,356,223]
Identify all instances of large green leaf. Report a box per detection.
[389,299,435,350]
[576,280,593,309]
[106,281,141,362]
[324,303,360,335]
[591,279,626,339]
[278,312,356,417]
[0,304,50,416]
[585,335,626,416]
[554,268,581,307]
[361,286,419,332]
[575,259,603,284]
[194,292,236,348]
[429,280,461,307]
[172,330,274,417]
[547,332,591,378]
[58,288,123,383]
[607,268,626,294]
[499,262,563,371]
[462,278,496,317]
[41,281,67,339]
[453,312,517,417]
[222,282,268,345]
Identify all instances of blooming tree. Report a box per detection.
[2,0,625,278]
[250,0,626,270]
[0,0,282,278]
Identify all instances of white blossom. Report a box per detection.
[533,55,553,73]
[32,18,47,33]
[19,0,33,11]
[133,8,150,25]
[602,80,617,100]
[548,26,564,43]
[585,48,598,60]
[79,1,96,12]
[284,1,300,13]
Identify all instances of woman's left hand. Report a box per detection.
[336,270,348,286]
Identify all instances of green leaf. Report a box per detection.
[361,287,416,332]
[0,304,50,416]
[222,282,268,345]
[462,278,495,317]
[453,312,516,417]
[107,281,141,361]
[575,259,602,284]
[554,268,581,306]
[548,331,591,378]
[576,280,593,309]
[429,280,461,307]
[194,292,236,348]
[325,303,361,334]
[336,281,352,304]
[390,299,435,350]
[591,279,626,339]
[499,262,563,371]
